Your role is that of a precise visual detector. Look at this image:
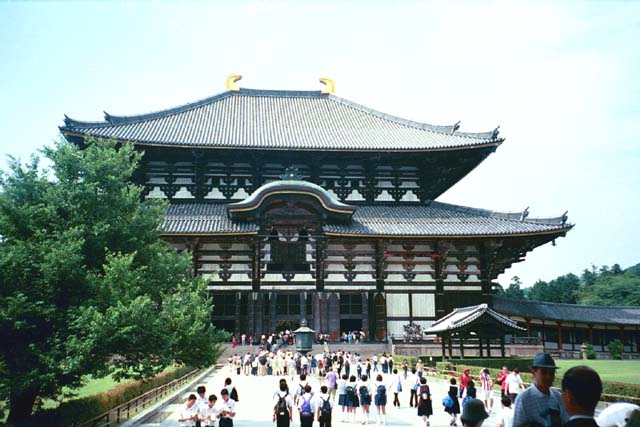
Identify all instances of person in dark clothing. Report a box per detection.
[561,365,602,427]
[417,377,433,427]
[445,377,461,426]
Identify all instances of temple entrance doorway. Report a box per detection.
[340,319,363,334]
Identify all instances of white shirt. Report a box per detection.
[499,406,514,427]
[219,398,236,419]
[199,403,219,427]
[273,390,294,410]
[178,402,198,427]
[195,394,208,412]
[297,392,315,415]
[506,373,524,395]
[314,392,334,415]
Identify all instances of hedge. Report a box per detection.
[438,360,640,402]
[33,365,195,427]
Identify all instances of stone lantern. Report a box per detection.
[294,319,315,353]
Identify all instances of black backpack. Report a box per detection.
[377,384,386,399]
[420,385,430,402]
[230,386,239,402]
[346,385,356,401]
[359,385,370,401]
[320,397,332,416]
[275,392,289,417]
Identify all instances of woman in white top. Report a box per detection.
[337,373,349,422]
[389,369,403,407]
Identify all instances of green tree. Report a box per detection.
[0,140,225,424]
[504,276,525,299]
[577,271,640,306]
[528,274,580,304]
[607,339,623,360]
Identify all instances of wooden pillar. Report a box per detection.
[557,323,563,351]
[588,324,593,345]
[487,337,492,358]
[448,335,453,359]
[500,336,506,358]
[620,327,625,354]
[571,326,576,351]
[478,337,483,358]
[252,239,261,291]
[460,335,465,359]
[235,291,241,334]
[441,334,446,360]
[270,292,277,332]
[525,318,531,337]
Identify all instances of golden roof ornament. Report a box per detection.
[225,74,242,92]
[319,77,335,94]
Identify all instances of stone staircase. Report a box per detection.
[216,341,391,363]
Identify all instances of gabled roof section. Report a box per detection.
[226,180,356,222]
[425,304,525,334]
[493,296,640,326]
[61,88,503,152]
[160,201,572,238]
[323,201,572,237]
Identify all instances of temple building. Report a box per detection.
[60,76,578,342]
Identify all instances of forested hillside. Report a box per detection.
[496,263,640,306]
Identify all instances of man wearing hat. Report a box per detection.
[512,352,568,427]
[461,398,490,427]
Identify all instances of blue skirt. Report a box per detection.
[374,394,387,406]
[338,394,347,406]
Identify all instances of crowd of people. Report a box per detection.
[176,350,637,427]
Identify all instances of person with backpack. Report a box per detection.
[337,373,349,422]
[315,385,334,427]
[273,380,294,427]
[358,374,374,425]
[294,374,309,406]
[346,375,360,424]
[445,377,461,426]
[390,369,403,407]
[417,377,433,427]
[374,374,388,425]
[297,384,315,427]
[224,377,239,402]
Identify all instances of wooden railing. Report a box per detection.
[75,368,202,427]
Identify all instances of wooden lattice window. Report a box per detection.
[268,241,309,272]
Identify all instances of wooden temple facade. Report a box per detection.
[61,78,574,341]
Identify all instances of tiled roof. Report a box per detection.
[161,204,257,235]
[425,304,525,333]
[493,296,640,326]
[160,201,571,237]
[61,88,502,152]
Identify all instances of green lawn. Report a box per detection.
[555,359,640,384]
[41,366,178,409]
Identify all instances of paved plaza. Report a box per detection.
[140,366,501,427]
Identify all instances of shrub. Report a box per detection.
[583,342,597,359]
[34,365,196,426]
[607,340,623,360]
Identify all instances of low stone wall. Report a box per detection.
[394,343,544,358]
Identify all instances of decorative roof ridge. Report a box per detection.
[429,201,571,227]
[61,87,503,145]
[326,94,501,141]
[493,295,640,311]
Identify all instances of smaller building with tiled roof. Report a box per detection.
[493,296,640,355]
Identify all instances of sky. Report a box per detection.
[0,1,639,288]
